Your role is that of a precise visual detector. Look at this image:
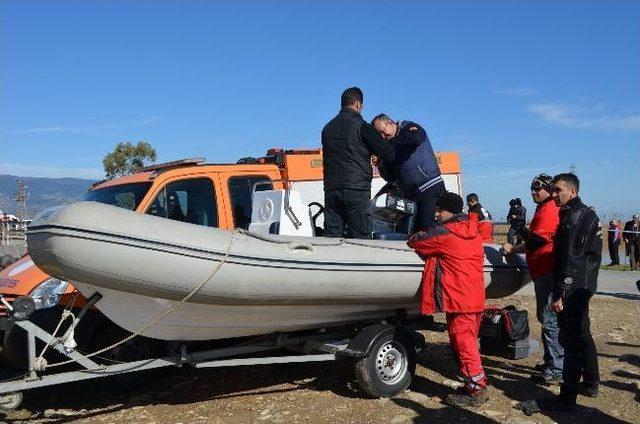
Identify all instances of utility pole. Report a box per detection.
[14,179,28,222]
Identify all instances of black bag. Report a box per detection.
[481,305,529,342]
[500,306,530,342]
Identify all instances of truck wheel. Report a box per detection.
[0,391,23,411]
[354,333,415,398]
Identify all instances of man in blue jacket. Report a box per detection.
[372,114,444,231]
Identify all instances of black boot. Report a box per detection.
[578,381,599,397]
[444,386,489,407]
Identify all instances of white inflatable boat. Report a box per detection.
[27,202,529,341]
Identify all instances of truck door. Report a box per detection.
[144,177,219,228]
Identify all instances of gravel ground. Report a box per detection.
[1,294,639,424]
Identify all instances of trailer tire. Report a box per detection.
[354,333,415,398]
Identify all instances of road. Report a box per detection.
[516,269,640,299]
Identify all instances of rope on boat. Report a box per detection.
[39,229,240,369]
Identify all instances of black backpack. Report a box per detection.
[483,305,530,342]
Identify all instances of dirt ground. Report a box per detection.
[1,294,639,424]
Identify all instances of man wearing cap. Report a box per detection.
[408,192,488,407]
[623,214,640,270]
[371,114,445,232]
[503,173,563,384]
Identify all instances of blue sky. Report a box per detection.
[2,0,638,219]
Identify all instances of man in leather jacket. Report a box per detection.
[322,87,395,238]
[549,173,601,409]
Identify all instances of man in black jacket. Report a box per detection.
[371,114,445,232]
[322,87,395,238]
[549,173,601,409]
[623,215,640,270]
[507,198,527,244]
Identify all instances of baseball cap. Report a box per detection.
[531,173,553,191]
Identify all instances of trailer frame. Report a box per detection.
[0,292,434,410]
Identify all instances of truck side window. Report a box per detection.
[146,178,218,227]
[228,176,272,229]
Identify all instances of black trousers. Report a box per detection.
[628,240,640,268]
[558,288,599,400]
[412,181,446,233]
[608,240,620,265]
[324,189,371,239]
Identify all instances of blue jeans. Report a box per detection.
[534,273,564,376]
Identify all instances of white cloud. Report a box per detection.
[6,116,162,136]
[500,86,539,96]
[527,103,640,131]
[0,163,102,179]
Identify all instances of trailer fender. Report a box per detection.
[338,324,396,359]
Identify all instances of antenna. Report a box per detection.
[14,179,28,221]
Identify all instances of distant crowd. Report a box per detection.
[606,215,640,270]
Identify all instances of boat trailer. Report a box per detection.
[0,293,437,411]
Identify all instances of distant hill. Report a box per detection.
[0,175,96,218]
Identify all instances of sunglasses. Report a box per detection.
[530,182,547,191]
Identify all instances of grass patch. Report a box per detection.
[600,264,633,271]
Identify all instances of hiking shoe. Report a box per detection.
[444,387,489,407]
[532,363,546,372]
[578,381,599,398]
[534,372,563,385]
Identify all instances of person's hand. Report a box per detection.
[550,298,564,313]
[502,243,514,255]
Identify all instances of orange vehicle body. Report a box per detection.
[0,148,462,316]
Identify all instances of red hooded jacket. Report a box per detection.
[407,213,485,314]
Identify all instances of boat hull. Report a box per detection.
[27,202,530,341]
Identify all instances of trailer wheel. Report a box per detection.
[354,333,415,398]
[0,391,23,411]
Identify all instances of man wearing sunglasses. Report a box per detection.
[502,173,563,384]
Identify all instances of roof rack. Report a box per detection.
[138,158,206,172]
[89,178,110,189]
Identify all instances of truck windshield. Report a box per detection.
[83,182,152,211]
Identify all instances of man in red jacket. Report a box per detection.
[466,193,494,242]
[408,192,488,407]
[503,173,563,384]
